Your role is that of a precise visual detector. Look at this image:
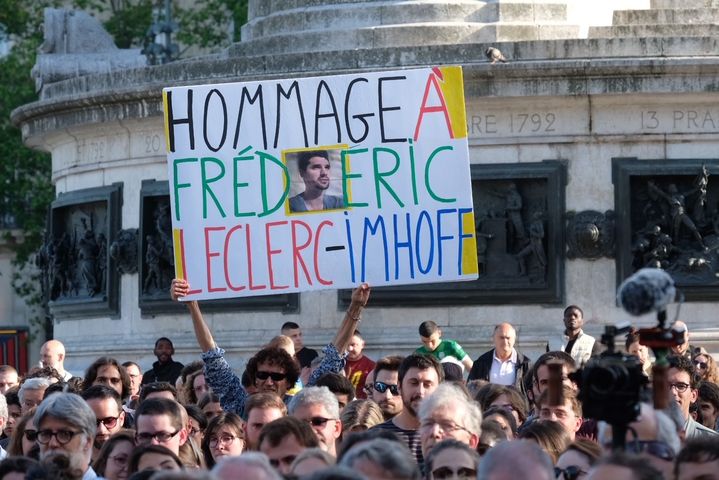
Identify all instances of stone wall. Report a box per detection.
[11,1,719,373]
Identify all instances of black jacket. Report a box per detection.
[467,348,531,394]
[141,360,184,385]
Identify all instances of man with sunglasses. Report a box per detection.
[35,392,98,479]
[668,355,719,439]
[171,279,370,418]
[80,385,126,461]
[288,386,342,457]
[370,355,403,420]
[134,397,189,455]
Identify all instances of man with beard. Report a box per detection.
[141,337,184,385]
[547,305,598,366]
[288,150,344,212]
[370,356,404,421]
[172,280,370,418]
[344,330,375,399]
[81,385,125,462]
[35,392,98,479]
[372,353,443,465]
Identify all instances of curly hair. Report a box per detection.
[692,347,719,385]
[82,357,131,399]
[245,347,300,389]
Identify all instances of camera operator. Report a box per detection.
[667,355,719,439]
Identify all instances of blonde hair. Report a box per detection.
[266,335,295,357]
[340,399,384,433]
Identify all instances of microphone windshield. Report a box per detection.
[617,268,675,316]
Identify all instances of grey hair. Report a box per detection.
[212,452,282,480]
[655,409,681,455]
[35,392,96,440]
[340,438,421,480]
[418,382,482,437]
[18,378,51,404]
[477,439,555,480]
[290,447,336,473]
[288,386,339,419]
[0,393,7,421]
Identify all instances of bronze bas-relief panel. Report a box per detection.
[339,161,567,307]
[43,184,122,318]
[138,180,299,315]
[613,158,719,301]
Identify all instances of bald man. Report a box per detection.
[468,323,531,393]
[40,340,72,381]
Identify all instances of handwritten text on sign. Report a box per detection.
[163,66,478,300]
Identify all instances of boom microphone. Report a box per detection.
[617,268,675,316]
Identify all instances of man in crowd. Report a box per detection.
[172,278,369,419]
[134,397,188,455]
[531,351,577,400]
[548,305,598,366]
[81,385,126,461]
[477,440,555,480]
[537,385,583,441]
[141,337,184,385]
[281,321,318,369]
[418,383,481,457]
[416,321,473,371]
[468,323,531,392]
[315,373,355,410]
[289,386,342,457]
[667,355,718,438]
[35,392,97,478]
[122,361,143,403]
[344,330,375,399]
[258,416,319,476]
[40,340,73,381]
[244,393,287,450]
[671,321,693,359]
[370,355,404,421]
[674,437,719,480]
[697,381,719,430]
[0,366,19,394]
[373,353,443,465]
[19,377,51,413]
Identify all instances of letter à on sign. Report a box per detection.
[163,66,478,301]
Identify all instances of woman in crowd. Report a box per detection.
[482,406,518,440]
[182,370,209,406]
[693,347,719,384]
[127,445,183,475]
[518,420,571,464]
[198,393,223,421]
[340,399,384,435]
[93,430,135,480]
[555,439,602,480]
[7,408,38,458]
[424,439,480,480]
[200,412,245,469]
[289,448,336,477]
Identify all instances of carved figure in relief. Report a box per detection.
[515,211,546,276]
[648,180,704,247]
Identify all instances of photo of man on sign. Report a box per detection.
[288,149,345,213]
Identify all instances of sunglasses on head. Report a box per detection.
[554,466,585,480]
[373,381,399,395]
[255,371,286,382]
[628,440,675,462]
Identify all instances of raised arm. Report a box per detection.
[333,283,370,353]
[171,279,215,352]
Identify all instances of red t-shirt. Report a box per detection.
[344,355,376,399]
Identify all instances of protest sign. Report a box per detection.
[163,66,477,300]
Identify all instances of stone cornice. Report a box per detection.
[12,37,719,144]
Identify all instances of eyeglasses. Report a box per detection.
[209,434,240,448]
[373,382,399,395]
[305,417,334,427]
[695,361,708,370]
[669,382,690,393]
[554,466,586,480]
[36,429,82,445]
[627,440,675,461]
[135,430,180,444]
[255,371,286,382]
[431,466,477,480]
[96,416,121,429]
[420,419,471,435]
[23,429,38,442]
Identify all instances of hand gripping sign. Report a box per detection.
[163,66,478,300]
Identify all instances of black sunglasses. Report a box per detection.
[255,371,287,382]
[554,466,585,480]
[373,381,399,395]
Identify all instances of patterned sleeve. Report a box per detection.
[308,343,347,386]
[201,347,248,417]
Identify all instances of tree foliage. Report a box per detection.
[1,0,247,337]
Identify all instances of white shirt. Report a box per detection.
[489,348,518,385]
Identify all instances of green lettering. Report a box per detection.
[233,146,255,217]
[173,157,198,221]
[425,146,455,203]
[200,157,227,219]
[257,150,290,217]
[372,147,404,208]
[342,148,368,208]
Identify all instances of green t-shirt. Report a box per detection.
[415,339,467,362]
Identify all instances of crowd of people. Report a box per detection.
[0,280,717,480]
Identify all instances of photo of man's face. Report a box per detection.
[300,155,331,193]
[287,148,345,213]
